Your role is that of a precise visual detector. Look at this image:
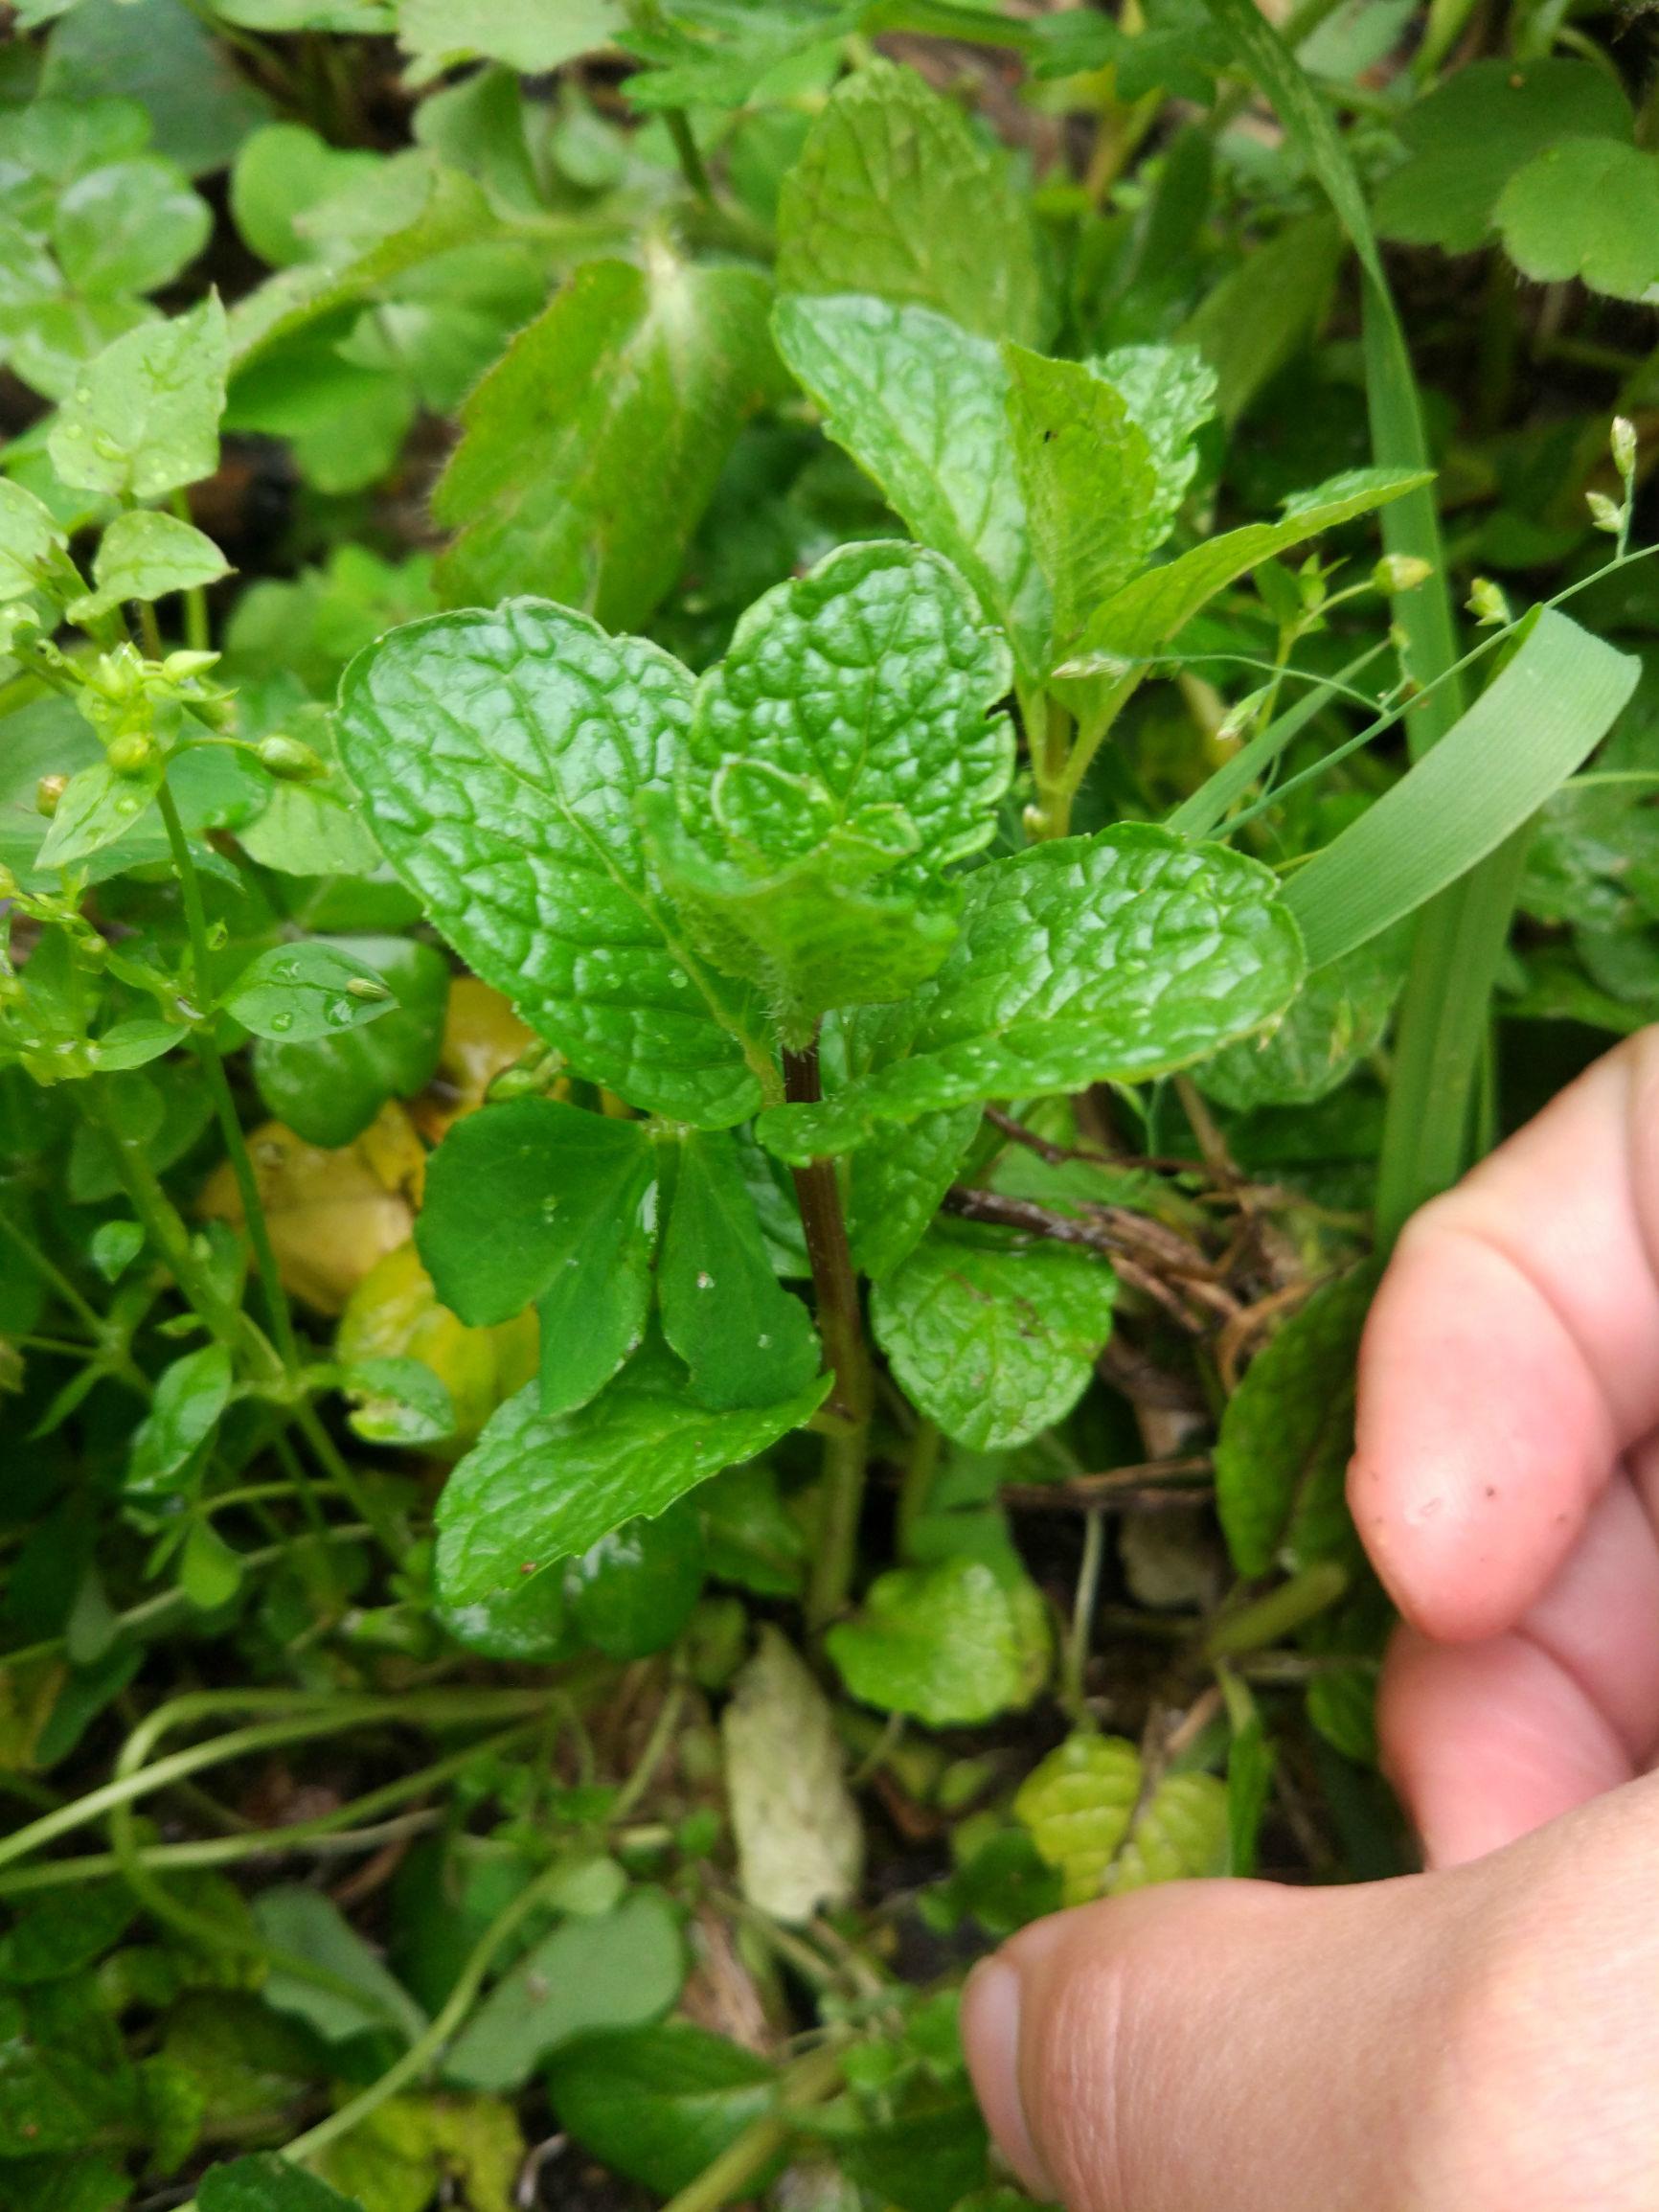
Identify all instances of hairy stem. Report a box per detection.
[783,1041,872,1628]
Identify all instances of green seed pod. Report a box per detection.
[1373,554,1432,594]
[256,734,327,782]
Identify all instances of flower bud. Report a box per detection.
[1466,577,1511,628]
[35,773,68,816]
[1586,489,1625,536]
[106,731,153,775]
[256,733,327,782]
[1612,415,1638,481]
[162,650,221,681]
[1373,554,1432,594]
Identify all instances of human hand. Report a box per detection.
[962,1032,1659,2210]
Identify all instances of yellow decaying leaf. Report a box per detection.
[412,975,538,1142]
[198,1103,424,1315]
[336,1240,537,1448]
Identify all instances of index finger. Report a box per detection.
[1348,1029,1659,1643]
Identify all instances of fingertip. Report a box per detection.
[961,1953,1057,2202]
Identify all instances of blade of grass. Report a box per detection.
[1282,609,1638,968]
[1200,0,1546,1241]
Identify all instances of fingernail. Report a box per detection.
[961,1955,1057,2201]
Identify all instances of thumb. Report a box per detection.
[959,1875,1454,2212]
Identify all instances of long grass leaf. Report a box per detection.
[1282,610,1637,969]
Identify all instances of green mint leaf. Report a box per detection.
[871,1228,1117,1451]
[1495,138,1659,302]
[195,2155,361,2212]
[846,1106,981,1281]
[543,2026,777,2202]
[687,542,1013,877]
[66,509,229,622]
[126,1344,232,1494]
[0,479,68,603]
[1062,467,1429,670]
[1003,346,1161,657]
[53,155,211,297]
[1193,927,1406,1110]
[443,1889,683,2093]
[48,292,228,500]
[1214,1261,1380,1578]
[828,1555,1048,1726]
[1096,341,1217,541]
[776,57,1042,347]
[36,756,163,871]
[773,293,1051,688]
[658,1129,820,1412]
[1374,58,1631,255]
[220,940,395,1043]
[648,540,1013,1037]
[433,1343,830,1606]
[336,601,774,1127]
[416,1097,658,1417]
[433,255,774,631]
[252,934,447,1147]
[759,827,1304,1158]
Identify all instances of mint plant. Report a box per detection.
[0,10,1654,2212]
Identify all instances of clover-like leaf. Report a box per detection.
[336,599,774,1126]
[871,1228,1117,1451]
[658,1129,821,1412]
[776,57,1042,347]
[773,293,1051,688]
[1495,137,1659,303]
[759,827,1304,1158]
[48,292,228,501]
[417,1097,658,1418]
[53,155,211,297]
[827,1554,1049,1726]
[433,1339,830,1607]
[1374,58,1632,255]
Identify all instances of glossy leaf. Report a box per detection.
[828,1555,1048,1726]
[773,292,1051,686]
[125,1345,231,1494]
[416,1098,658,1417]
[433,1341,830,1605]
[66,510,229,621]
[871,1229,1117,1451]
[1214,1262,1380,1578]
[54,155,210,295]
[759,827,1304,1158]
[846,1106,981,1281]
[253,935,448,1149]
[565,1503,707,1660]
[1063,467,1427,669]
[1003,345,1160,656]
[221,941,394,1044]
[195,2157,360,2212]
[658,1129,820,1411]
[443,1890,684,2092]
[776,57,1041,345]
[36,756,162,870]
[336,601,772,1127]
[433,256,774,630]
[48,292,228,500]
[1194,928,1405,1109]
